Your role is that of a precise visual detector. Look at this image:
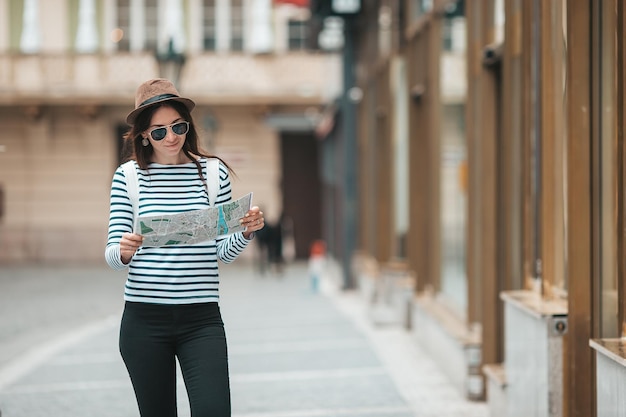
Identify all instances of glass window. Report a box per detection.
[442,18,453,51]
[440,5,468,313]
[440,104,467,311]
[508,0,523,290]
[115,0,157,52]
[442,0,464,52]
[393,59,410,258]
[412,0,433,20]
[203,0,217,50]
[20,0,40,53]
[116,0,130,51]
[378,5,392,56]
[528,0,540,288]
[534,0,568,297]
[287,19,307,50]
[548,0,568,293]
[230,0,244,51]
[598,0,619,338]
[75,0,99,53]
[493,0,504,44]
[145,0,158,52]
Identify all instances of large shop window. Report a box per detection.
[116,0,130,51]
[74,0,99,53]
[525,0,568,297]
[493,0,504,44]
[393,58,410,258]
[145,0,158,52]
[439,7,467,313]
[506,0,524,291]
[411,0,432,20]
[595,0,619,338]
[230,0,244,51]
[115,0,158,52]
[203,0,217,50]
[288,20,307,51]
[20,0,40,53]
[539,0,568,297]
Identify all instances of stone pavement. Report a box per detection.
[0,262,489,417]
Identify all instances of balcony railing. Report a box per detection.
[0,52,341,105]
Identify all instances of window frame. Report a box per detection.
[230,0,244,51]
[202,0,217,51]
[538,0,568,298]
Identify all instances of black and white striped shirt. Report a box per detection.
[105,158,250,304]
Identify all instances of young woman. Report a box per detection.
[105,78,264,417]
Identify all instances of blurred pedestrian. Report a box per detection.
[308,240,326,292]
[281,213,296,263]
[255,215,286,275]
[255,220,271,274]
[268,217,284,273]
[104,78,265,417]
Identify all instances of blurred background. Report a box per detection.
[3,1,623,416]
[0,0,340,266]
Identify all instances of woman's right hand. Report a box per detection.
[120,232,144,264]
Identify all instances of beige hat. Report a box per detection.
[126,78,195,125]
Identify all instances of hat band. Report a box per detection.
[139,93,179,108]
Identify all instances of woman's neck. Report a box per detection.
[151,152,196,165]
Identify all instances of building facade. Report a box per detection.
[0,0,340,263]
[311,0,626,416]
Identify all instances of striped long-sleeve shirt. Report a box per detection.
[105,158,251,305]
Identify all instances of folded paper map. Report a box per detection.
[137,193,253,247]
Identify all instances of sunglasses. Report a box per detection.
[145,121,190,141]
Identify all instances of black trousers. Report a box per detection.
[119,301,231,417]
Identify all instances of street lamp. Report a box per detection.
[156,38,185,87]
[311,0,361,289]
[332,0,360,14]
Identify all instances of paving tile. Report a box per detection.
[0,262,490,417]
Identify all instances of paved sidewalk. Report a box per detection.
[0,262,488,417]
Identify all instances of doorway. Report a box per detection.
[280,132,322,259]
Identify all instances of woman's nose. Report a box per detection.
[164,127,177,140]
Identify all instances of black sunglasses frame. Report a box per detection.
[146,121,190,141]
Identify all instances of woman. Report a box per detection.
[105,78,264,417]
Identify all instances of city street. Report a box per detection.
[0,261,488,417]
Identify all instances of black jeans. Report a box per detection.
[119,301,230,417]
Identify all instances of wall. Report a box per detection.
[0,103,283,264]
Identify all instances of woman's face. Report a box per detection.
[143,105,188,164]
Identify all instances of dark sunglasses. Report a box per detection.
[145,121,190,141]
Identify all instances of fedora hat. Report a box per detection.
[126,78,195,125]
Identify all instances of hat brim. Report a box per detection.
[126,96,196,125]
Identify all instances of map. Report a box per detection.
[137,193,253,247]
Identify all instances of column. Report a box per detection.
[187,0,203,53]
[20,0,40,53]
[75,0,99,52]
[0,0,8,51]
[247,0,272,53]
[160,0,186,54]
[102,0,116,53]
[129,0,145,52]
[215,0,230,52]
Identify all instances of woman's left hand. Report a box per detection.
[241,206,264,239]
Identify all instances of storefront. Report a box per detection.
[335,0,626,416]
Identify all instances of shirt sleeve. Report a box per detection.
[104,167,134,270]
[214,162,251,263]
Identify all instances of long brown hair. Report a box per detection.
[121,101,233,180]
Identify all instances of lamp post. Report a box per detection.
[340,11,359,289]
[312,0,361,289]
[156,38,186,87]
